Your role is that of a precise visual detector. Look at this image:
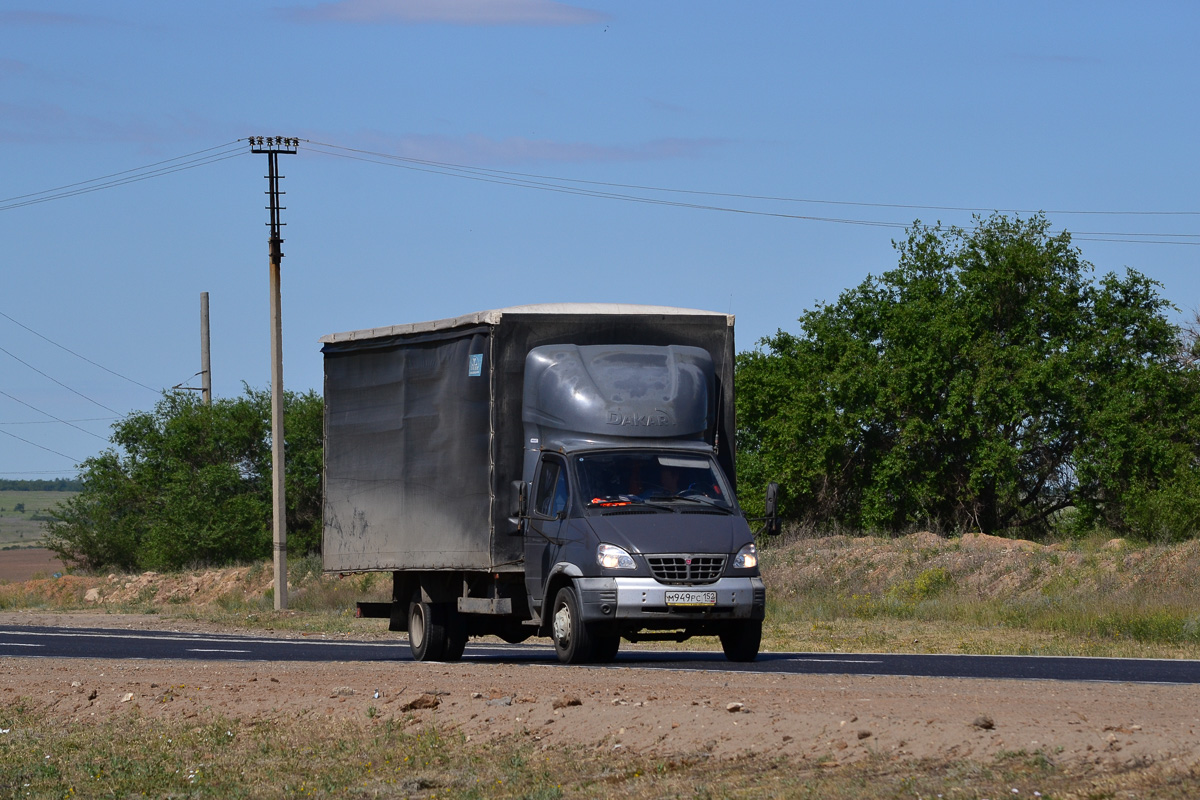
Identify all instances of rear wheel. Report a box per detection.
[719,619,762,662]
[551,586,595,664]
[409,592,461,662]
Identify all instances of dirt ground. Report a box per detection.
[5,537,1200,788]
[0,548,65,582]
[2,611,1199,780]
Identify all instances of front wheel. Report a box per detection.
[551,586,595,664]
[719,619,762,662]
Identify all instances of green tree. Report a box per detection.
[737,214,1199,538]
[44,386,324,571]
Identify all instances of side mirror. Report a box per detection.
[764,482,781,536]
[504,481,528,535]
[514,480,528,518]
[517,481,567,523]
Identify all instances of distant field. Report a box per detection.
[0,490,76,548]
[0,548,65,580]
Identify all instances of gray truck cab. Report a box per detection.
[520,344,765,662]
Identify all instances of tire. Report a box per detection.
[719,619,762,662]
[550,586,595,664]
[408,592,448,662]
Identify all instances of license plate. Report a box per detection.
[665,590,716,607]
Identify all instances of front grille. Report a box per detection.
[646,554,726,585]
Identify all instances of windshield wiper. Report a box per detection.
[644,494,735,513]
[587,496,674,512]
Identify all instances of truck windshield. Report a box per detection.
[575,452,733,510]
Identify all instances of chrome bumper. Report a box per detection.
[576,575,765,623]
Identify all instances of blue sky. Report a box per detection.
[1,0,1198,478]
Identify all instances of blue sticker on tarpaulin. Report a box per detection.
[468,354,483,377]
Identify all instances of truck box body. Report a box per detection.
[320,304,736,574]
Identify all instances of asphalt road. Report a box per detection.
[2,624,1199,684]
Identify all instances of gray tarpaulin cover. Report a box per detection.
[321,305,734,573]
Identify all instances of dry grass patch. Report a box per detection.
[3,701,1198,799]
[759,530,1200,659]
[5,532,1200,659]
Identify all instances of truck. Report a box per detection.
[320,303,777,664]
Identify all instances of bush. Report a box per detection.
[737,214,1200,538]
[1123,473,1200,543]
[44,386,323,572]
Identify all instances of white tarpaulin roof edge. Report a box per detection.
[319,303,734,344]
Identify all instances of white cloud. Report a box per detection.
[282,0,608,26]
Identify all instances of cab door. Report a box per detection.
[524,454,570,609]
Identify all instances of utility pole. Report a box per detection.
[250,136,298,611]
[200,292,212,406]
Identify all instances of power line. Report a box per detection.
[305,140,923,225]
[0,389,110,441]
[0,149,246,211]
[306,141,922,228]
[1,137,1195,243]
[0,345,121,414]
[0,427,79,463]
[0,142,247,212]
[0,417,116,426]
[0,309,159,393]
[170,370,203,390]
[303,140,1200,246]
[306,140,1200,218]
[0,140,243,205]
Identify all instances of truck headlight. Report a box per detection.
[733,543,757,569]
[597,543,636,570]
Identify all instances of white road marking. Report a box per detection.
[3,628,1196,685]
[186,648,252,654]
[786,658,883,664]
[0,629,407,648]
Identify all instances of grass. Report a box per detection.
[181,556,394,635]
[8,532,1200,659]
[0,553,396,636]
[3,701,1197,799]
[0,489,76,547]
[753,529,1200,660]
[6,534,1200,797]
